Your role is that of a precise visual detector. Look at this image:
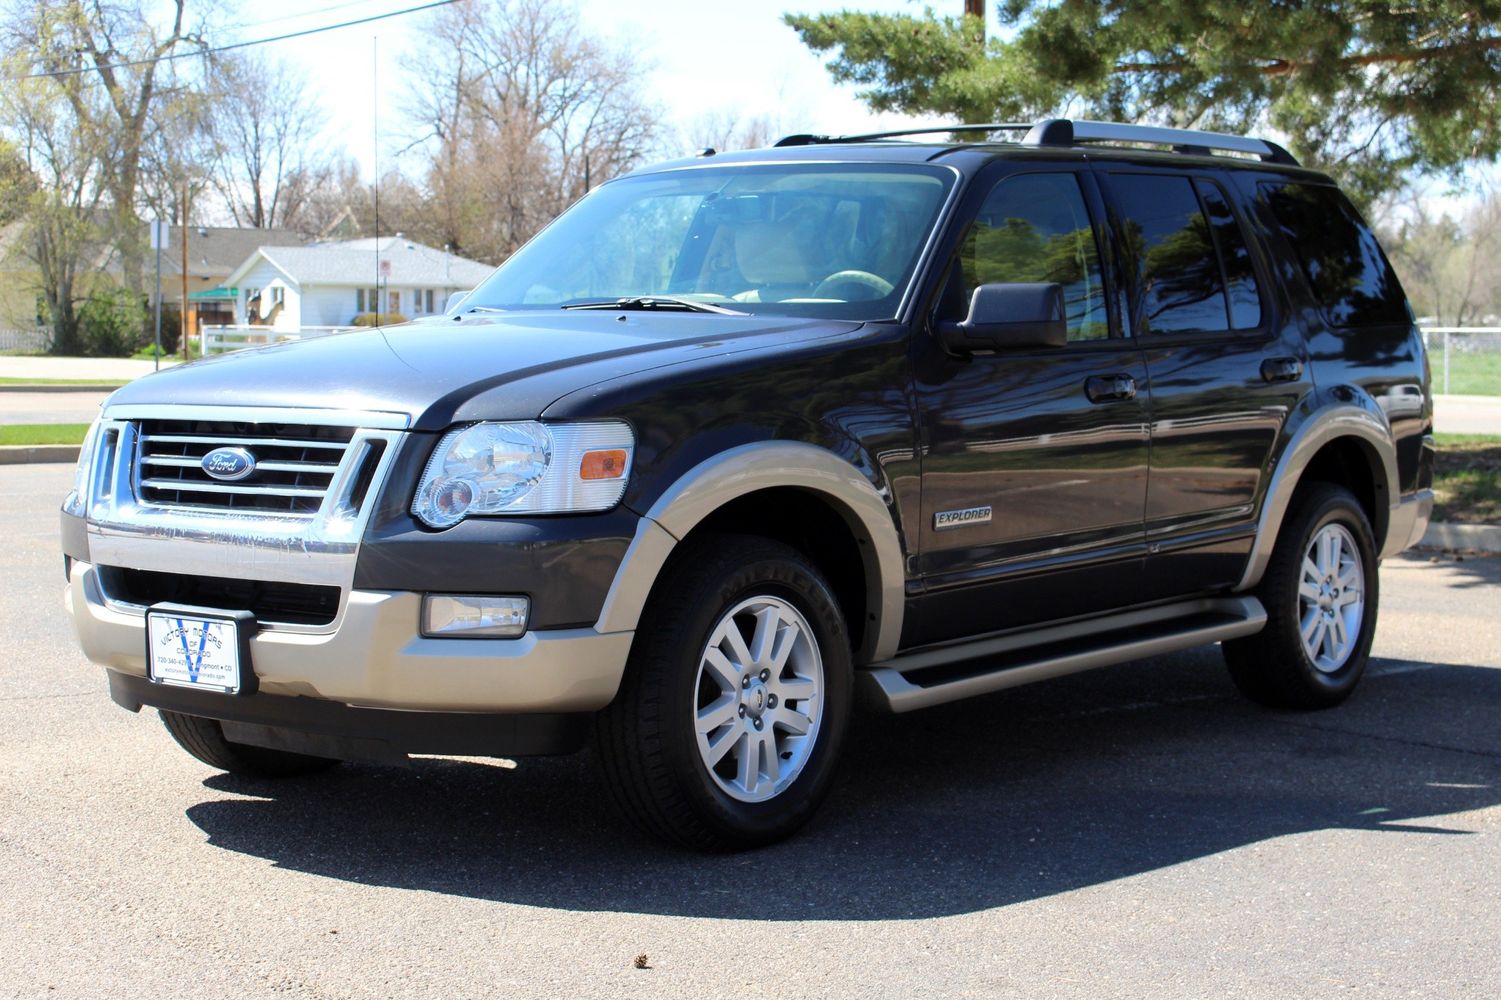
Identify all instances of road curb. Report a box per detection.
[0,444,80,465]
[1417,521,1501,555]
[0,384,122,393]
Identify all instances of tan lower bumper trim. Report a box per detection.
[66,562,632,713]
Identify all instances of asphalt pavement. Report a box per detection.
[2,463,1499,998]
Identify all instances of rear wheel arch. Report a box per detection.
[1237,397,1397,592]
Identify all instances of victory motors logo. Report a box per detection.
[200,446,257,481]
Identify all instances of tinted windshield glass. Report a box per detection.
[464,163,954,320]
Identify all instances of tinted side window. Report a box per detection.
[1262,182,1409,327]
[958,172,1109,341]
[1110,173,1227,334]
[1194,180,1262,329]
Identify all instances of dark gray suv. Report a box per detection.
[62,119,1432,849]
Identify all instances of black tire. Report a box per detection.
[158,710,341,778]
[595,535,853,851]
[1223,483,1380,709]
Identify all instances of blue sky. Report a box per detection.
[231,0,930,177]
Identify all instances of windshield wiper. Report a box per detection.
[561,296,747,316]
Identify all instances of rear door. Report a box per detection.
[909,165,1150,646]
[1095,168,1310,599]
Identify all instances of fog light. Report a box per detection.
[421,595,529,638]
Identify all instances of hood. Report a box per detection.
[104,311,862,430]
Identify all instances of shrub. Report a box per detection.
[351,312,409,327]
[77,288,148,357]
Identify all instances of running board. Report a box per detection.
[862,596,1266,713]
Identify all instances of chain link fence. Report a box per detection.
[1420,327,1501,396]
[0,327,52,354]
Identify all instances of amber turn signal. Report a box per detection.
[579,449,628,480]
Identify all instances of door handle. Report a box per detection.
[1260,357,1303,383]
[1085,373,1137,403]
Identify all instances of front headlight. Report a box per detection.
[61,418,102,517]
[412,420,634,528]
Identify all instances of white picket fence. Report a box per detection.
[200,325,356,355]
[0,327,51,353]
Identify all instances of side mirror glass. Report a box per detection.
[938,282,1067,353]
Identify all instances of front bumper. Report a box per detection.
[68,559,633,738]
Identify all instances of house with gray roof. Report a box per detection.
[223,236,495,332]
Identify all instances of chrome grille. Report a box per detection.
[134,419,358,515]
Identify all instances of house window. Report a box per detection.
[357,288,365,313]
[389,290,401,315]
[426,289,435,313]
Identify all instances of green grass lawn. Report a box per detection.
[1427,348,1501,396]
[0,423,91,446]
[1432,433,1501,524]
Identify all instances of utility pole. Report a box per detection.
[181,184,190,361]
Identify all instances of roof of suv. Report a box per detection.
[644,118,1324,180]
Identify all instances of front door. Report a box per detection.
[910,167,1150,647]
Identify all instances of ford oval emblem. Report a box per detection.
[200,446,257,481]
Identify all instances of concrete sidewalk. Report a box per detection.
[1435,394,1501,436]
[0,356,180,381]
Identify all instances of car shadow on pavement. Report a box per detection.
[184,648,1501,921]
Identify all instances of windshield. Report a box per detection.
[463,162,955,320]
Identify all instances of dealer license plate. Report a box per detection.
[146,610,245,695]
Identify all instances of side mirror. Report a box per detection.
[937,282,1067,353]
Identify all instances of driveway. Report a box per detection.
[3,463,1498,998]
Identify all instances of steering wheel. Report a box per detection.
[811,270,894,301]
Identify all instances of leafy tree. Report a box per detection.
[208,51,331,231]
[786,1,1501,203]
[6,1,205,293]
[402,0,661,263]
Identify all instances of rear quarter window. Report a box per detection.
[1261,182,1410,327]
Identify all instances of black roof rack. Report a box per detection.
[773,118,1299,166]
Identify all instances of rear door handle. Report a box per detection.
[1085,373,1137,403]
[1261,357,1303,383]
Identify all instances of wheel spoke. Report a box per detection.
[1298,579,1322,603]
[760,734,781,784]
[768,617,801,674]
[696,695,737,734]
[769,706,811,736]
[748,605,781,666]
[1302,556,1322,585]
[773,675,817,702]
[702,647,740,692]
[1337,565,1362,593]
[720,622,754,673]
[1300,607,1323,644]
[1326,529,1343,576]
[1337,588,1362,607]
[736,731,758,795]
[704,723,740,767]
[1331,609,1349,651]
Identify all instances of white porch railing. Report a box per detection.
[201,325,357,355]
